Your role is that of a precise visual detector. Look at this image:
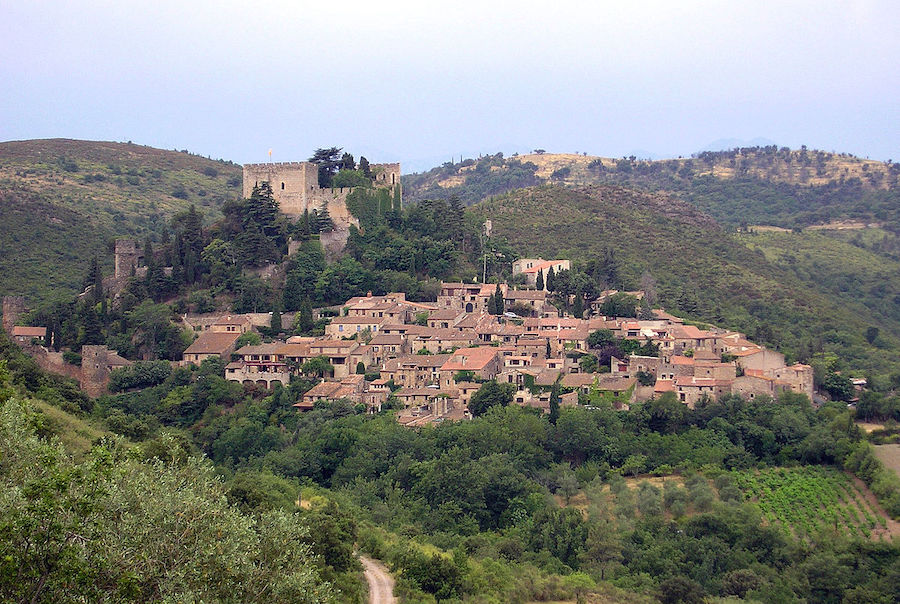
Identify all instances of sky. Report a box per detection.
[1,1,898,172]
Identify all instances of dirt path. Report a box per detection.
[361,556,395,604]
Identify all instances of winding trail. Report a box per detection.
[361,556,395,604]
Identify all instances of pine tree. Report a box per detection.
[270,304,282,332]
[297,210,311,241]
[90,257,103,305]
[315,206,334,233]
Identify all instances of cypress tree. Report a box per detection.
[547,266,556,292]
[535,270,544,291]
[549,383,560,424]
[270,304,282,332]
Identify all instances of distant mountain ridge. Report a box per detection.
[403,147,900,230]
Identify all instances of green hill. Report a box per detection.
[0,139,241,303]
[474,184,900,379]
[405,148,900,231]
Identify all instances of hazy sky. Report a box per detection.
[2,1,898,172]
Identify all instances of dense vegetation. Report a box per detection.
[6,311,900,602]
[21,148,487,363]
[37,337,900,602]
[0,334,353,602]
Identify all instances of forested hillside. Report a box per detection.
[0,139,241,302]
[475,185,900,382]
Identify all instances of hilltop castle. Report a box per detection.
[242,160,401,219]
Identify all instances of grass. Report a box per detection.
[29,397,109,460]
[873,444,900,481]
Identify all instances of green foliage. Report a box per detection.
[109,360,172,392]
[0,398,332,603]
[476,184,900,381]
[235,331,262,349]
[0,140,239,305]
[332,169,371,188]
[468,380,515,416]
[600,293,639,318]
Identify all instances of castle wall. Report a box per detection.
[371,163,401,188]
[242,159,401,257]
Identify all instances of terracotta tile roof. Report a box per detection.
[183,331,240,355]
[12,326,46,337]
[654,379,675,392]
[595,376,637,391]
[369,334,406,345]
[276,342,312,357]
[212,315,252,326]
[234,344,282,356]
[670,355,695,365]
[675,376,732,387]
[440,347,499,371]
[505,289,546,300]
[561,373,598,388]
[521,260,566,274]
[329,316,386,324]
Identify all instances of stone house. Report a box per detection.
[381,354,451,388]
[675,377,732,407]
[368,334,410,366]
[307,340,361,378]
[325,316,385,338]
[511,258,571,289]
[182,331,241,366]
[438,347,501,389]
[12,326,46,345]
[225,344,291,388]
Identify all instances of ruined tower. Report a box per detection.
[114,238,141,279]
[2,296,25,335]
[80,345,111,397]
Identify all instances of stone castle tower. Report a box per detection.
[80,345,111,397]
[114,238,142,279]
[241,161,401,219]
[2,296,25,335]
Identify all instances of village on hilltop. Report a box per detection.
[164,271,811,427]
[0,156,814,421]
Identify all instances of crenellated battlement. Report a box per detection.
[242,157,401,219]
